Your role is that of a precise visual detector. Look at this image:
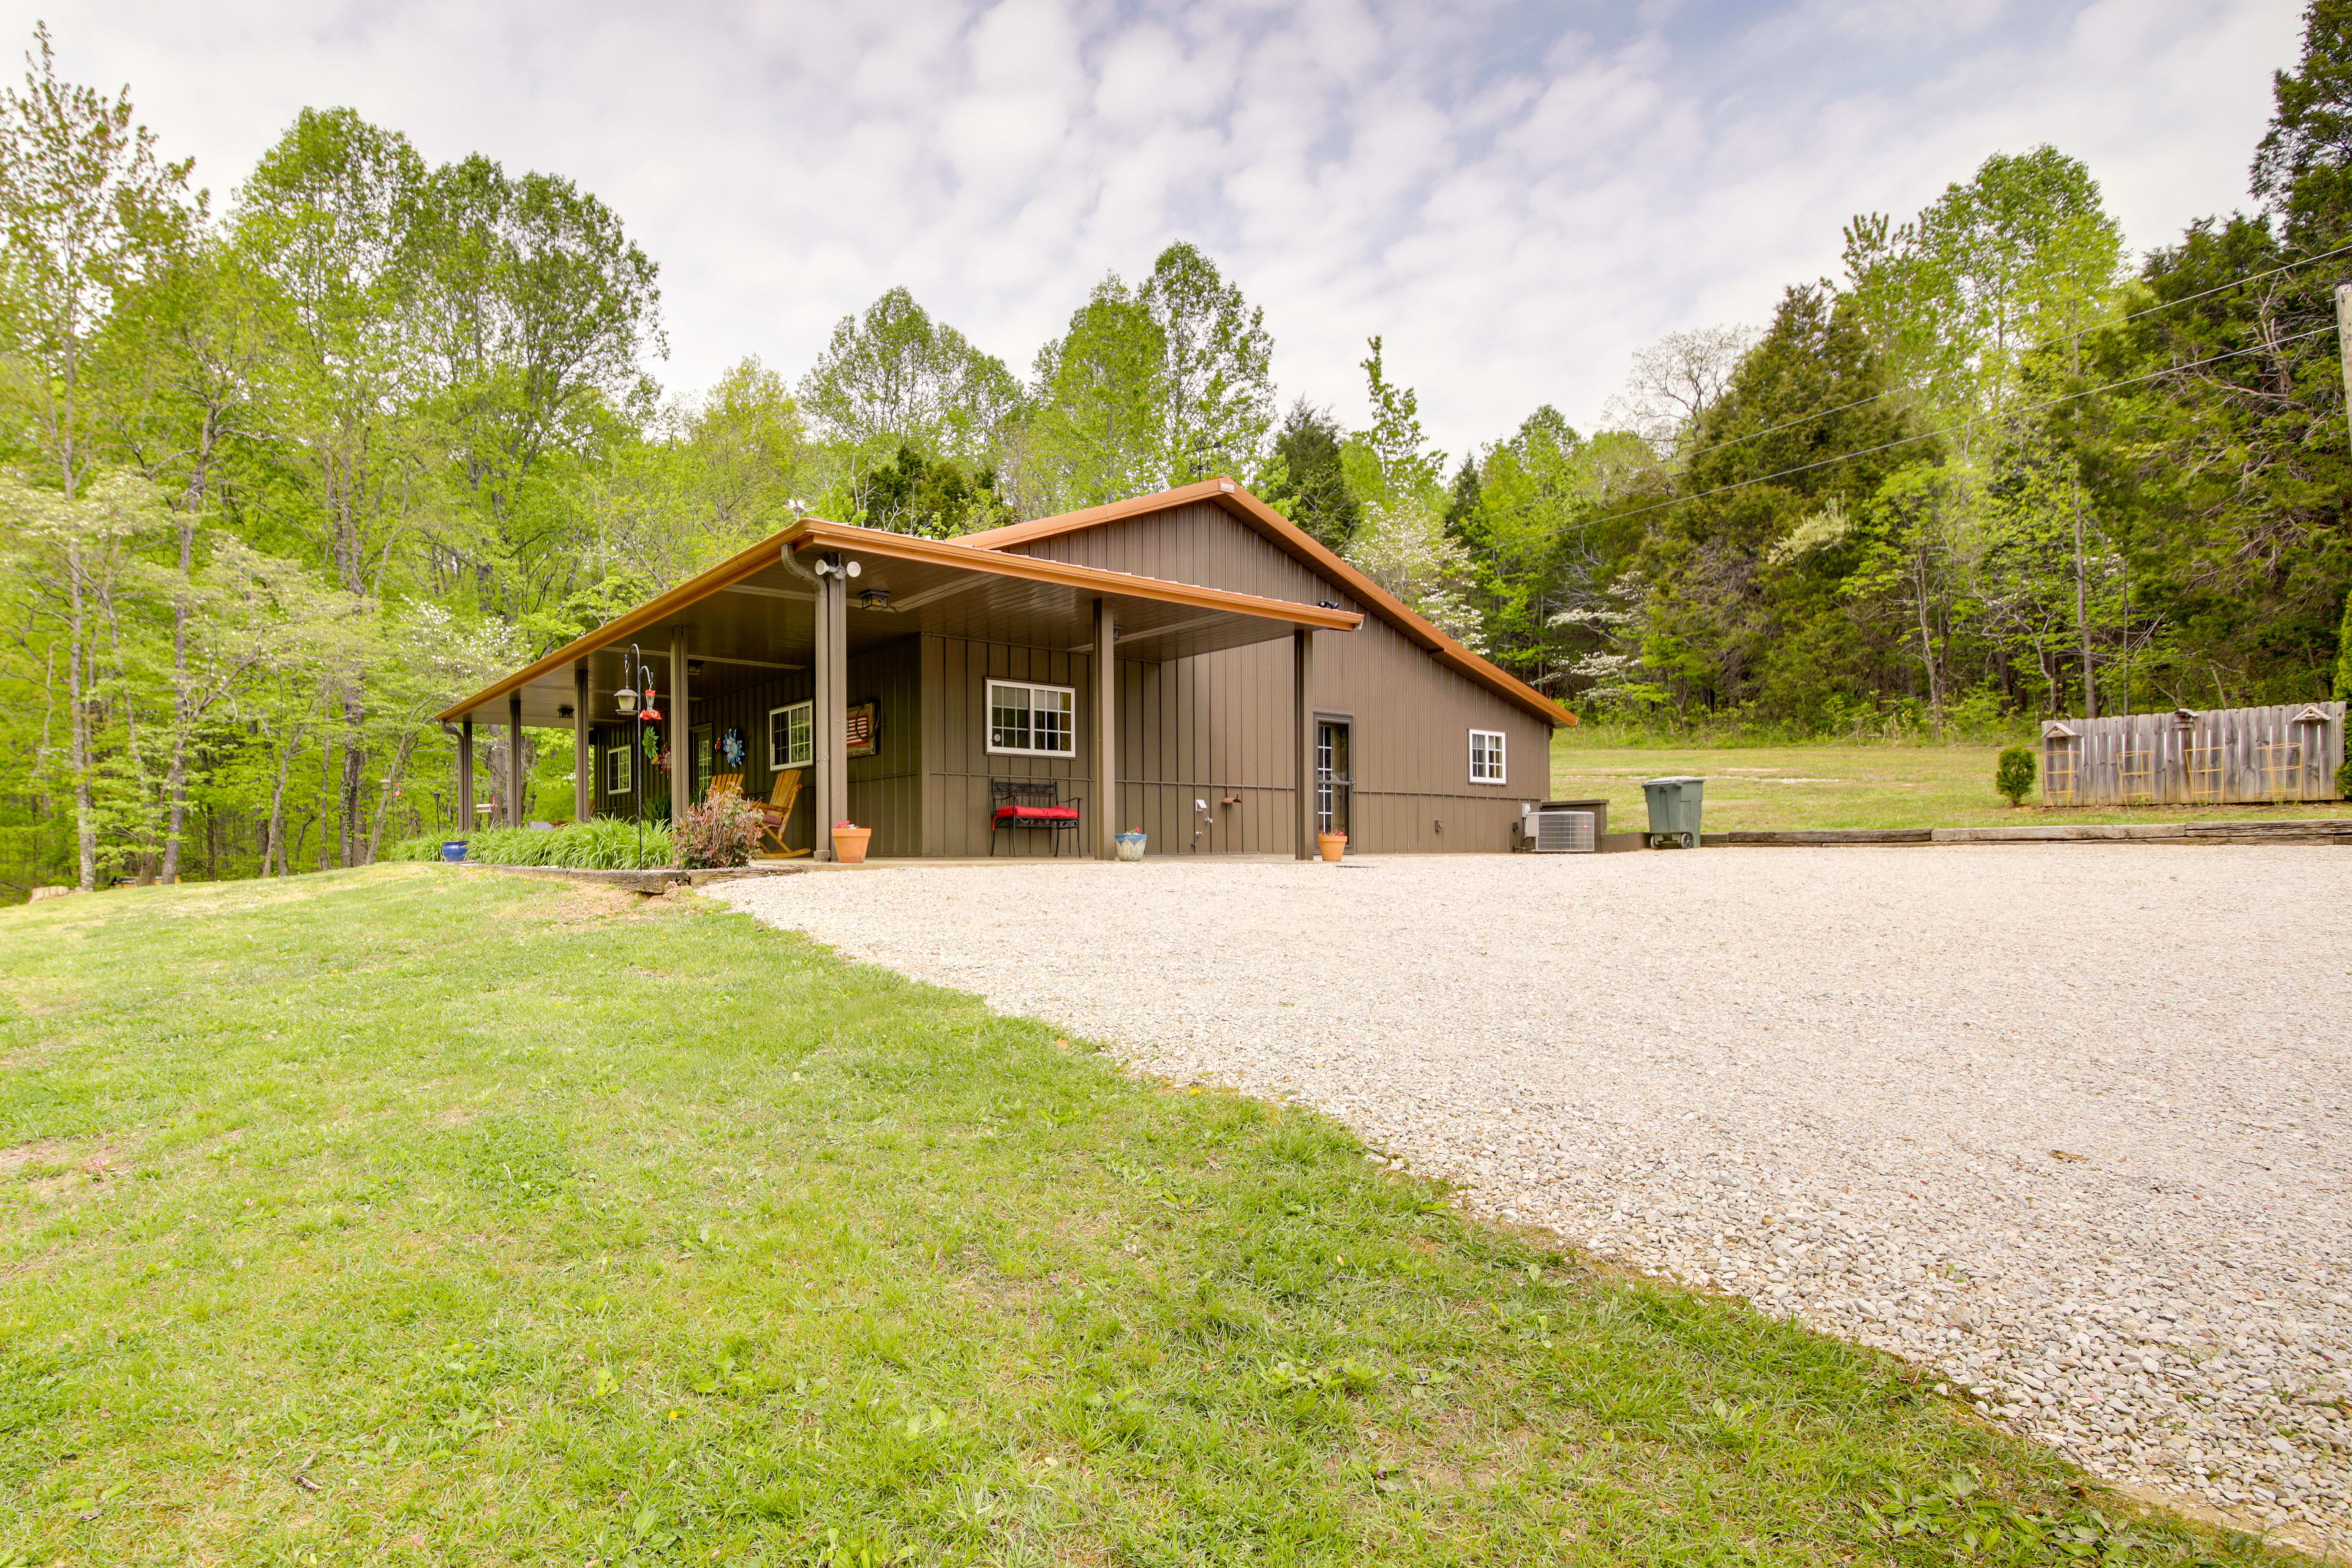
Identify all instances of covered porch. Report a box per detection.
[434,519,1362,861]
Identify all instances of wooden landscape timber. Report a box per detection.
[1707,820,2352,847]
[2041,703,2346,808]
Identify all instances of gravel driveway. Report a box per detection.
[718,846,2352,1551]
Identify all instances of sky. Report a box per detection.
[31,0,2309,459]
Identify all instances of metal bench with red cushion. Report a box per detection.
[989,778,1084,856]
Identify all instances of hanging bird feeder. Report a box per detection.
[615,685,640,715]
[639,685,663,723]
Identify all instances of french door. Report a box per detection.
[1316,720,1352,839]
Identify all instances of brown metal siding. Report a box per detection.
[1002,506,1553,853]
[845,637,924,859]
[921,635,1098,858]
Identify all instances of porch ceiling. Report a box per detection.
[437,519,1362,728]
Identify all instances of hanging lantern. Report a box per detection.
[615,685,640,715]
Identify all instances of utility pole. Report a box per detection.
[2336,282,2352,453]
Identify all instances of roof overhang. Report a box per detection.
[434,518,1363,728]
[962,478,1577,728]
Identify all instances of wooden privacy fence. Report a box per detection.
[2041,702,2346,806]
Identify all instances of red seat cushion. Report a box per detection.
[995,805,1079,822]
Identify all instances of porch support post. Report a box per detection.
[507,692,526,827]
[573,665,591,824]
[813,558,846,860]
[1092,596,1118,858]
[668,625,692,818]
[1294,628,1316,859]
[458,718,474,832]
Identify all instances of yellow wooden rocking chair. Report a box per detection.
[707,771,807,858]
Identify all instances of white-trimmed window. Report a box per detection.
[987,679,1075,756]
[1469,729,1507,784]
[769,701,812,769]
[605,743,632,794]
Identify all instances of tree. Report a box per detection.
[799,286,1019,469]
[413,153,665,613]
[1601,325,1759,466]
[0,471,165,888]
[1844,146,2125,456]
[1847,463,1985,728]
[1011,244,1276,516]
[2252,0,2352,249]
[1636,286,1923,717]
[1136,241,1274,485]
[857,441,1012,538]
[0,28,197,884]
[1011,276,1167,514]
[1344,336,1446,513]
[1260,398,1360,549]
[232,108,439,869]
[0,24,197,499]
[2067,1,2352,711]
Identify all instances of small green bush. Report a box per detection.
[2338,753,2351,801]
[1994,745,2037,807]
[672,796,762,869]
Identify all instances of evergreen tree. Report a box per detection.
[1262,398,1360,550]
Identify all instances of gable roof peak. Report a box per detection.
[961,480,1573,728]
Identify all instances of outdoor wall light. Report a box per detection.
[557,704,574,719]
[858,587,892,611]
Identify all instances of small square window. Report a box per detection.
[769,701,812,770]
[1469,729,1506,785]
[605,744,632,794]
[986,680,1076,756]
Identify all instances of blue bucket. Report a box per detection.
[440,841,468,862]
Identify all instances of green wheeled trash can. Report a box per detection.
[1640,775,1705,848]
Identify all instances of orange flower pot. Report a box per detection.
[831,824,873,864]
[1316,831,1346,862]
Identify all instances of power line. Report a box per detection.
[1584,324,2335,532]
[1652,238,2352,475]
[1454,300,2345,559]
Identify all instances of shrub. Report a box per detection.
[672,796,763,869]
[404,818,674,870]
[1994,745,2037,807]
[2339,753,2352,802]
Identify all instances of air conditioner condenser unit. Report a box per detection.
[1526,807,1596,853]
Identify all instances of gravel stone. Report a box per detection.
[718,845,2352,1552]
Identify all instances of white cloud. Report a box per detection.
[23,0,2305,456]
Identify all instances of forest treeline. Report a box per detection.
[5,7,2352,895]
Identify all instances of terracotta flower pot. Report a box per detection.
[831,824,873,865]
[1316,831,1346,862]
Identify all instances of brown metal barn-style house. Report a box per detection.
[434,479,1575,860]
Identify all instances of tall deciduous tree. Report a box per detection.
[800,286,1019,469]
[1013,243,1276,515]
[0,27,196,886]
[1014,277,1167,514]
[1844,146,2124,456]
[232,108,437,869]
[1137,241,1274,485]
[415,154,664,612]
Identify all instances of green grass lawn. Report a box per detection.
[1549,733,2351,832]
[0,868,2286,1566]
